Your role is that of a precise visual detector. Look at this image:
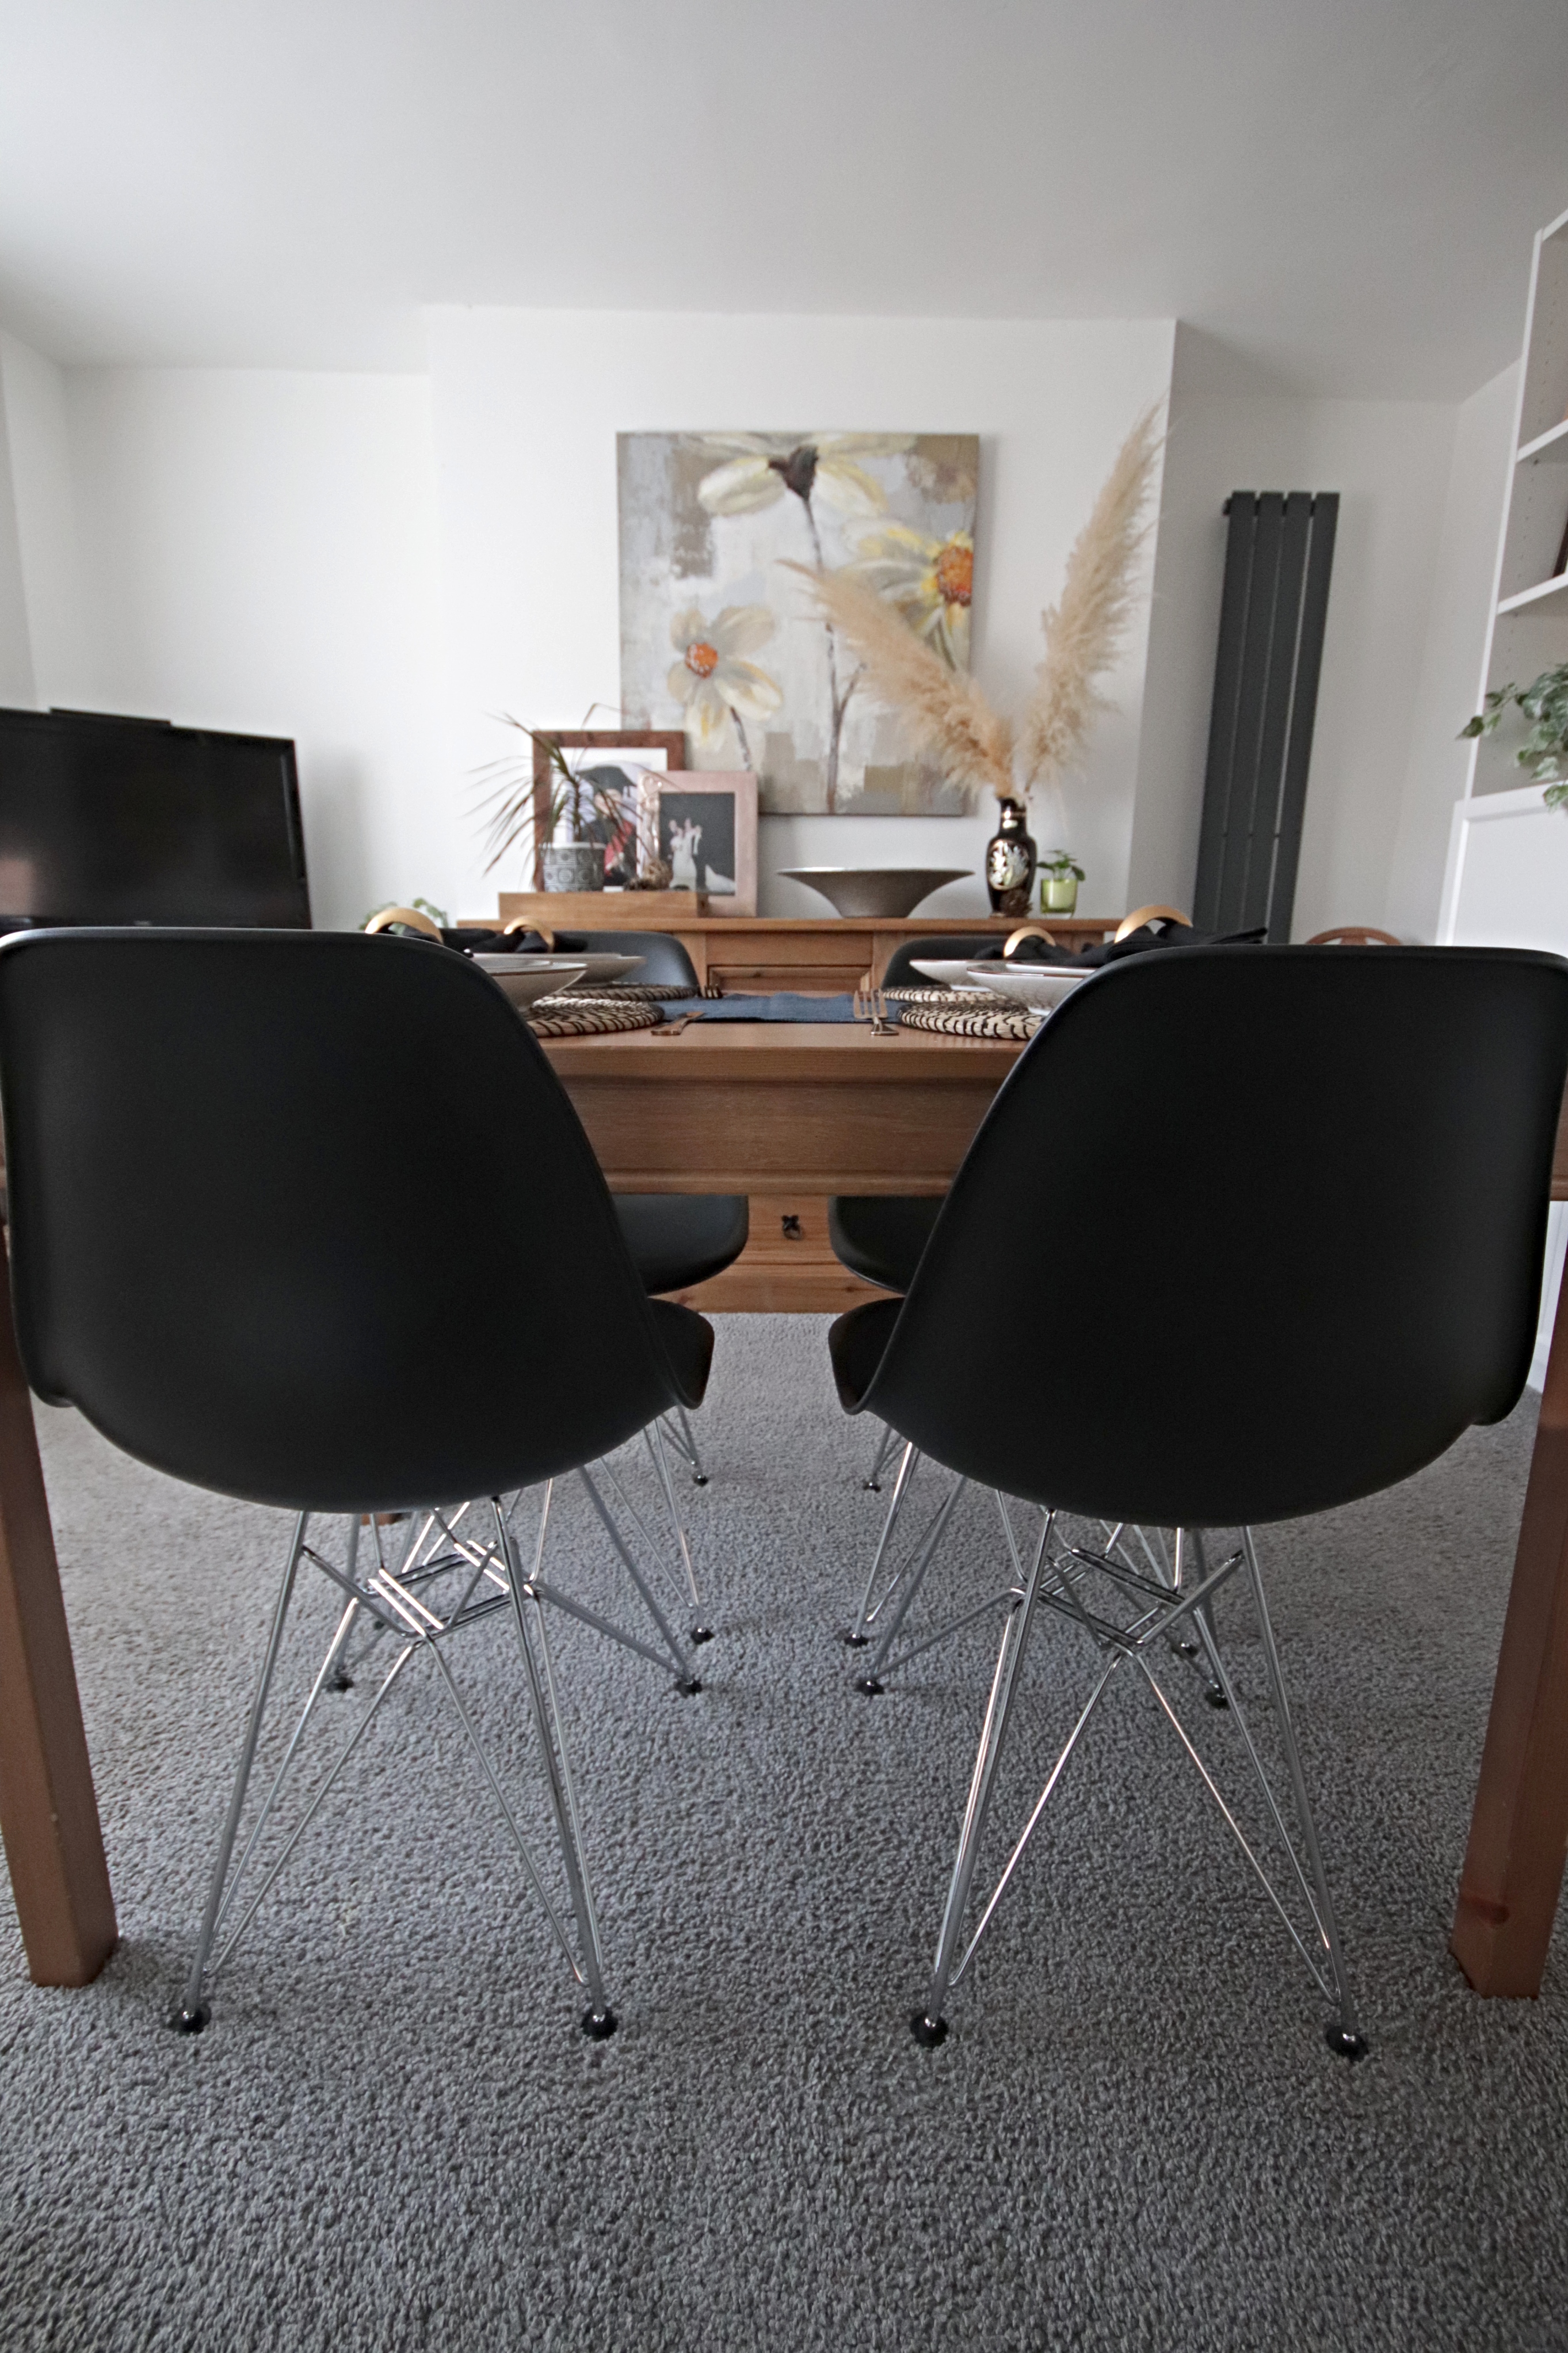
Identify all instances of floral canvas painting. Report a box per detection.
[617,433,979,814]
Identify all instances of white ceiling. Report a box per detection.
[2,0,1565,398]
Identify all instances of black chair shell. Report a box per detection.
[569,932,750,1294]
[831,946,1568,1528]
[0,930,711,1513]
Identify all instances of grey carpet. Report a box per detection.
[2,1315,1566,2353]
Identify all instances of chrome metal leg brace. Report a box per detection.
[494,1499,616,2037]
[912,1514,1055,2044]
[659,1404,708,1487]
[841,1440,920,1646]
[177,1503,621,2036]
[863,1421,899,1492]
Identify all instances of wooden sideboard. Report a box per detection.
[490,904,1115,1308]
[493,900,1115,995]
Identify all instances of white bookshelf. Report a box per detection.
[1439,203,1568,1390]
[1441,203,1568,920]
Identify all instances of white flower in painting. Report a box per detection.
[694,433,914,521]
[847,525,974,669]
[666,604,783,747]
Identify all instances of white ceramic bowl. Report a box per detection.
[501,950,646,985]
[909,959,1004,992]
[966,962,1090,1013]
[474,955,590,1007]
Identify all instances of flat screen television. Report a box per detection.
[0,707,311,930]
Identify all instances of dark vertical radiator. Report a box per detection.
[1192,491,1338,941]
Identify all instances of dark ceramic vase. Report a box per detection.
[985,798,1037,915]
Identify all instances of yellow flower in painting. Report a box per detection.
[848,525,974,668]
[694,434,913,522]
[667,604,783,747]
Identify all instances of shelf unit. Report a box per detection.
[1451,202,1568,813]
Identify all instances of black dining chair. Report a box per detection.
[578,931,747,1486]
[827,944,1568,2054]
[0,928,721,2039]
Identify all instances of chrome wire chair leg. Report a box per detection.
[864,1421,898,1492]
[497,1498,616,2038]
[173,1513,309,2032]
[1241,1528,1365,2058]
[576,1467,701,1691]
[857,1476,966,1692]
[647,1418,713,1643]
[913,1515,1054,2046]
[662,1403,708,1486]
[842,1440,918,1645]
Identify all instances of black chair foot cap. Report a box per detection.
[1325,2022,1367,2061]
[855,1675,884,1697]
[689,1624,715,1645]
[581,2006,618,2041]
[674,1676,703,1697]
[910,2011,948,2047]
[837,1628,870,1647]
[692,1472,709,1487]
[863,1479,883,1492]
[327,1671,354,1692]
[1171,1638,1199,1658]
[170,2002,210,2035]
[1203,1684,1229,1709]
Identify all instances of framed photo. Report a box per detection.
[642,771,758,914]
[530,729,685,888]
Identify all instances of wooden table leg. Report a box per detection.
[0,1231,117,1984]
[1452,1248,1568,1994]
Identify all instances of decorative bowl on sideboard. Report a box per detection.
[777,867,970,919]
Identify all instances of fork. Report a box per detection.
[853,985,896,1037]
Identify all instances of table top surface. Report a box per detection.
[539,1022,1028,1080]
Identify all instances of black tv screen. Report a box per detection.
[0,707,311,930]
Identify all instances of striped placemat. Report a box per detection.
[897,1000,1041,1042]
[524,998,663,1038]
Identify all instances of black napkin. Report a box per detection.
[436,928,590,955]
[971,922,1265,969]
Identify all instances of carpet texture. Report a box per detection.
[2,1314,1566,2352]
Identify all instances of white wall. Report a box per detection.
[426,309,1174,921]
[0,332,89,706]
[1130,346,1459,938]
[57,365,444,928]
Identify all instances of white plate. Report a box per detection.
[966,963,1090,1012]
[498,950,646,984]
[474,955,590,1007]
[910,959,1005,992]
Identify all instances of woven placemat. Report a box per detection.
[555,980,699,1003]
[883,985,1015,1010]
[898,1000,1042,1042]
[524,997,663,1038]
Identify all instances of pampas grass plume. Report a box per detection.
[784,561,1014,802]
[1021,405,1162,791]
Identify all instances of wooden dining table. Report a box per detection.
[2,1018,1567,2002]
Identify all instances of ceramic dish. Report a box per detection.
[966,962,1090,1013]
[474,955,590,1007]
[499,950,646,985]
[909,959,1006,992]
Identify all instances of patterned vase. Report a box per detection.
[985,799,1037,915]
[541,842,603,893]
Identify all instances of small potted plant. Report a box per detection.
[1039,851,1085,915]
[1460,662,1568,802]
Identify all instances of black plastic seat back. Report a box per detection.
[578,932,700,991]
[882,935,1003,989]
[860,947,1568,1526]
[0,931,680,1511]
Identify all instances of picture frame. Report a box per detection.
[642,771,758,915]
[529,729,686,888]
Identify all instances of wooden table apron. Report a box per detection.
[3,1023,1567,1996]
